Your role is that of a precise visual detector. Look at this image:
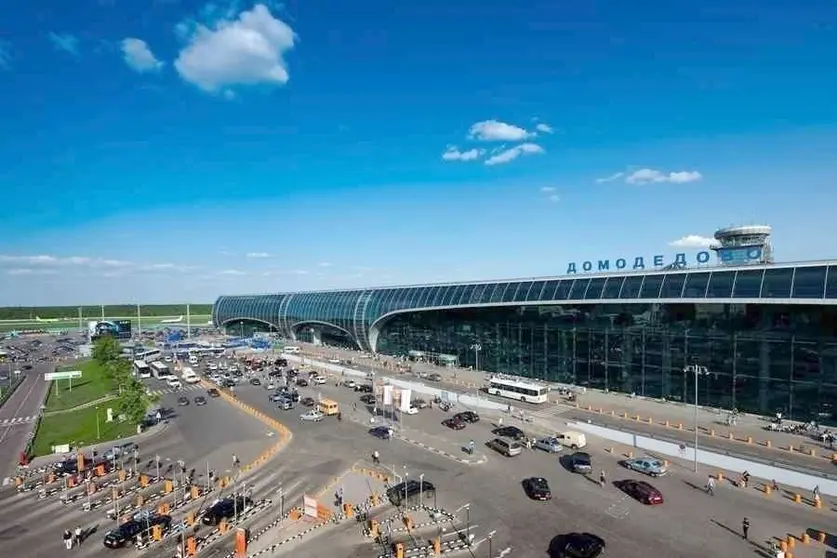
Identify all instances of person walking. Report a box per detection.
[706,476,716,496]
[813,485,821,502]
[74,525,82,546]
[599,470,607,488]
[63,529,73,550]
[372,450,380,465]
[742,517,750,540]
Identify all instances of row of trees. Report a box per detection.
[92,336,159,424]
[0,304,213,320]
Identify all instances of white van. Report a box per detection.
[555,431,587,449]
[284,346,301,354]
[188,355,198,365]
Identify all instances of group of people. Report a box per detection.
[61,526,83,550]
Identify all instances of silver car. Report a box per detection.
[624,457,668,477]
[534,437,563,453]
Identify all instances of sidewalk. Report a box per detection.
[296,343,837,471]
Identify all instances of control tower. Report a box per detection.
[711,225,773,266]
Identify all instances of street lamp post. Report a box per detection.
[487,530,496,558]
[686,363,709,473]
[471,344,482,372]
[465,504,471,545]
[419,473,424,507]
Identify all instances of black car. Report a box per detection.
[369,426,392,439]
[103,515,171,548]
[201,497,253,525]
[454,411,480,423]
[493,426,525,440]
[442,417,467,430]
[359,394,376,405]
[570,452,593,474]
[207,388,221,398]
[387,479,435,507]
[522,477,552,501]
[355,384,373,393]
[301,396,316,407]
[296,378,309,387]
[194,396,207,406]
[552,533,605,558]
[249,378,261,386]
[177,396,190,406]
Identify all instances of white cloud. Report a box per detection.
[121,38,164,73]
[246,252,270,259]
[48,32,80,56]
[174,4,296,95]
[219,269,246,276]
[625,168,703,185]
[535,123,554,134]
[468,120,533,142]
[595,172,624,184]
[484,143,544,166]
[547,194,560,203]
[0,40,12,70]
[441,147,483,162]
[317,262,333,267]
[669,235,717,248]
[540,186,556,193]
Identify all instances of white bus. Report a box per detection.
[189,346,224,356]
[133,360,151,379]
[150,361,172,379]
[487,377,549,404]
[135,348,162,362]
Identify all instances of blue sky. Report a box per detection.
[1,0,836,306]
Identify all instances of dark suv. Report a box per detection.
[103,515,171,548]
[201,497,253,525]
[387,479,435,507]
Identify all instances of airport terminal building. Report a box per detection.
[212,227,837,421]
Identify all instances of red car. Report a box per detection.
[442,418,466,430]
[614,479,664,505]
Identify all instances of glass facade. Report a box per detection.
[212,262,837,420]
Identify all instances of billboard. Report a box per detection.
[89,320,132,340]
[44,370,82,381]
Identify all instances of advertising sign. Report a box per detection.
[303,494,318,519]
[90,320,132,340]
[399,389,412,412]
[44,370,82,381]
[382,385,394,406]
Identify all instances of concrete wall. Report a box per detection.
[282,354,507,412]
[570,421,837,496]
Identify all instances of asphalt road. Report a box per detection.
[0,364,52,479]
[0,380,274,558]
[240,373,837,558]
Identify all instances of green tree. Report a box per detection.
[92,336,122,367]
[118,378,159,423]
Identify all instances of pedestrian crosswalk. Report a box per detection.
[0,416,35,426]
[146,384,204,396]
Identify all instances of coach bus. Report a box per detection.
[487,377,549,404]
[150,361,172,379]
[135,348,162,362]
[133,360,151,379]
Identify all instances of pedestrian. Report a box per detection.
[706,476,716,495]
[813,485,821,501]
[497,416,503,427]
[742,517,750,539]
[74,525,82,546]
[771,479,779,492]
[372,450,380,464]
[599,470,606,487]
[63,529,73,550]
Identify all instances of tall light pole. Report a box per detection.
[488,530,496,558]
[419,473,424,507]
[471,344,482,372]
[686,363,709,473]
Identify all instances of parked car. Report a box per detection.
[569,452,593,474]
[387,479,435,507]
[355,384,373,393]
[249,378,261,386]
[493,426,526,440]
[103,442,138,462]
[614,479,664,505]
[296,378,309,387]
[442,417,466,430]
[427,373,442,381]
[534,437,563,453]
[550,533,605,558]
[359,394,376,405]
[522,477,552,501]
[300,410,324,422]
[413,398,428,409]
[343,379,357,389]
[454,411,479,423]
[277,399,295,410]
[103,514,171,548]
[201,497,253,525]
[622,457,668,477]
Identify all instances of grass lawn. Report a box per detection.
[31,406,137,456]
[44,360,115,412]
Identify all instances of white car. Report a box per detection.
[300,410,324,422]
[208,363,218,371]
[328,359,341,364]
[164,356,173,363]
[312,376,326,385]
[404,406,419,415]
[166,377,182,389]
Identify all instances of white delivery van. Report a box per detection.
[555,431,587,449]
[181,367,200,384]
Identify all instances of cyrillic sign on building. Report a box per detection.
[566,251,713,274]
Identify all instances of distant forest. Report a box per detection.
[0,304,213,320]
